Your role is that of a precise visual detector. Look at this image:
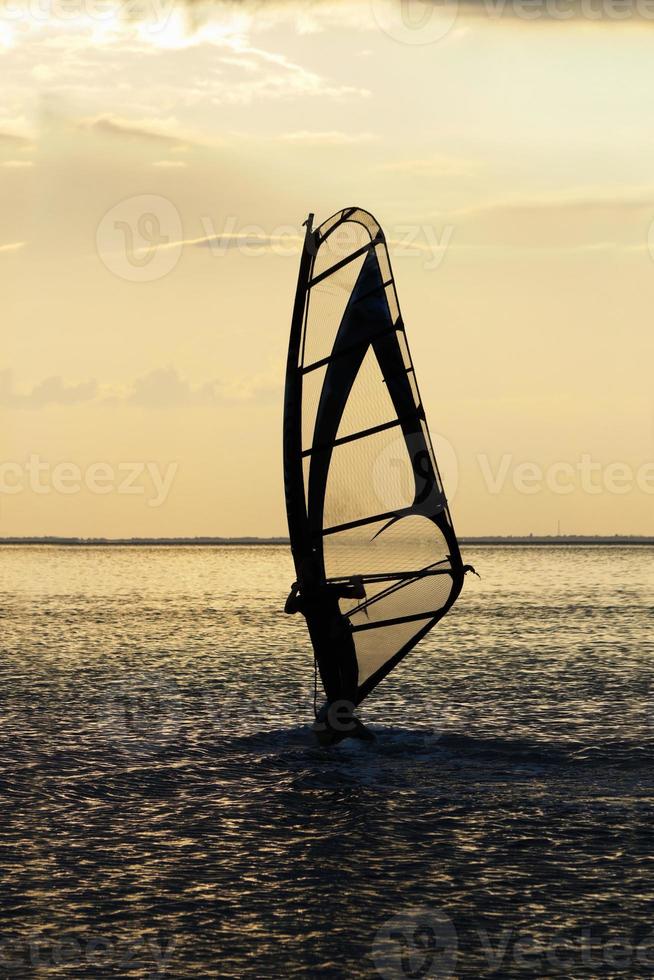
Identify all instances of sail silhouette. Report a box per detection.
[284,207,464,707]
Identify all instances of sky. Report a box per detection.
[2,0,654,537]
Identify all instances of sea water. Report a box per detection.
[1,544,653,978]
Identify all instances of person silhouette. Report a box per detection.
[285,556,374,745]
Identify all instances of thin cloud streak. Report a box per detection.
[0,119,34,146]
[133,232,304,255]
[76,114,202,149]
[0,241,26,253]
[1,368,281,409]
[448,188,654,218]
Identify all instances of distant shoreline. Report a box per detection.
[1,536,653,547]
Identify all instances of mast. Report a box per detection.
[283,213,315,575]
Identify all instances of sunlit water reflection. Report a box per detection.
[1,545,653,977]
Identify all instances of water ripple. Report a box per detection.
[0,544,653,977]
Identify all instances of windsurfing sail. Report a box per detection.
[284,207,465,706]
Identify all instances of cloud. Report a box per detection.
[0,132,33,148]
[451,188,654,218]
[214,0,654,24]
[192,231,303,252]
[450,0,654,20]
[209,43,370,103]
[0,370,97,407]
[76,114,199,149]
[132,230,304,255]
[130,0,654,34]
[126,367,280,406]
[127,367,196,407]
[151,159,187,167]
[228,0,376,32]
[2,160,34,168]
[0,367,281,410]
[0,118,34,147]
[280,130,376,145]
[426,187,654,252]
[0,241,26,253]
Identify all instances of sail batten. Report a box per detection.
[326,563,451,586]
[309,239,379,288]
[284,206,465,709]
[351,612,443,632]
[321,507,415,538]
[302,415,424,458]
[301,322,401,374]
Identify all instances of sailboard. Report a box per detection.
[283,207,466,716]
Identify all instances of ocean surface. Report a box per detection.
[1,544,653,978]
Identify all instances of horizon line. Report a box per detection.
[1,535,653,546]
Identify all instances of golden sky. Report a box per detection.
[2,0,654,536]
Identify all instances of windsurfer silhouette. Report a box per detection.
[285,558,375,745]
